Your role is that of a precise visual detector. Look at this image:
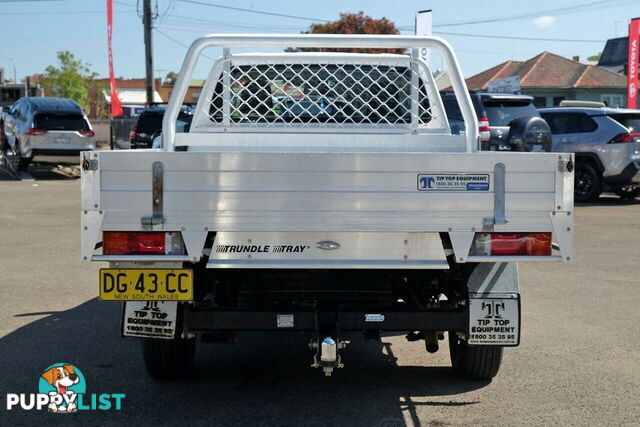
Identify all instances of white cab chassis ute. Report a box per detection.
[81,35,573,380]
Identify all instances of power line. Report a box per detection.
[162,15,302,31]
[175,0,330,22]
[154,28,216,60]
[169,1,609,44]
[0,0,67,2]
[402,0,637,29]
[0,10,129,14]
[435,31,604,43]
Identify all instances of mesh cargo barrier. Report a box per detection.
[201,57,445,132]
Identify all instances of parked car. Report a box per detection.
[440,91,552,152]
[539,107,640,201]
[130,105,193,149]
[1,97,95,171]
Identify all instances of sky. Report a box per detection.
[0,0,638,83]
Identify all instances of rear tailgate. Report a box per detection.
[81,150,573,266]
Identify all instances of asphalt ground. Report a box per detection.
[0,165,638,425]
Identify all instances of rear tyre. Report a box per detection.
[142,337,196,380]
[574,161,602,203]
[613,185,640,200]
[449,332,503,380]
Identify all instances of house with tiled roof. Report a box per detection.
[463,51,627,107]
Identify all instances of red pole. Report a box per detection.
[107,0,123,117]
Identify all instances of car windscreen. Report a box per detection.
[484,101,538,126]
[138,112,192,134]
[136,113,163,134]
[34,113,89,131]
[608,114,640,133]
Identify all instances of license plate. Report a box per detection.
[468,296,520,346]
[99,269,193,301]
[122,301,178,339]
[54,137,71,144]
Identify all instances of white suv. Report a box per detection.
[1,97,95,171]
[539,107,640,201]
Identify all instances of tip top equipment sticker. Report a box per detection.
[417,174,490,191]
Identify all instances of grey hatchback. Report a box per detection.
[1,97,95,171]
[539,107,640,202]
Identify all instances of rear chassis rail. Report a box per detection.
[186,308,467,332]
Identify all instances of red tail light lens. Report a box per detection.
[26,128,48,135]
[79,129,95,137]
[470,232,552,256]
[103,232,165,255]
[609,133,640,143]
[478,117,491,142]
[103,231,186,255]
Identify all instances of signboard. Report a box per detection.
[415,9,432,64]
[122,301,177,339]
[488,76,521,94]
[628,18,640,109]
[468,297,520,346]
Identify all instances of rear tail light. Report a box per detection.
[478,117,491,142]
[129,125,138,139]
[103,231,186,255]
[470,232,552,256]
[609,133,640,143]
[26,128,48,135]
[79,129,95,137]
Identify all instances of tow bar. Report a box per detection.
[309,337,348,376]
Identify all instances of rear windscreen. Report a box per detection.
[35,114,89,131]
[137,114,163,134]
[608,114,640,133]
[137,113,192,134]
[484,101,538,126]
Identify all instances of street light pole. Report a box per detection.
[143,0,154,106]
[9,58,16,83]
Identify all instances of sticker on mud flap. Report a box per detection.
[122,301,177,339]
[417,174,490,191]
[468,297,520,346]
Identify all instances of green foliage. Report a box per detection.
[587,52,602,62]
[164,71,179,85]
[42,51,97,112]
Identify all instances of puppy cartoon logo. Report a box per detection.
[38,363,86,413]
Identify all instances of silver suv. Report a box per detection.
[1,97,95,171]
[539,107,640,201]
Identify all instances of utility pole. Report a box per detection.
[143,0,154,106]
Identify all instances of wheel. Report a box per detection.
[142,337,196,380]
[613,185,640,200]
[574,161,602,202]
[448,332,503,380]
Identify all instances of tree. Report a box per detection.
[587,52,602,62]
[42,51,97,112]
[287,11,404,54]
[164,71,179,85]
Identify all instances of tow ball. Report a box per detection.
[309,337,348,376]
